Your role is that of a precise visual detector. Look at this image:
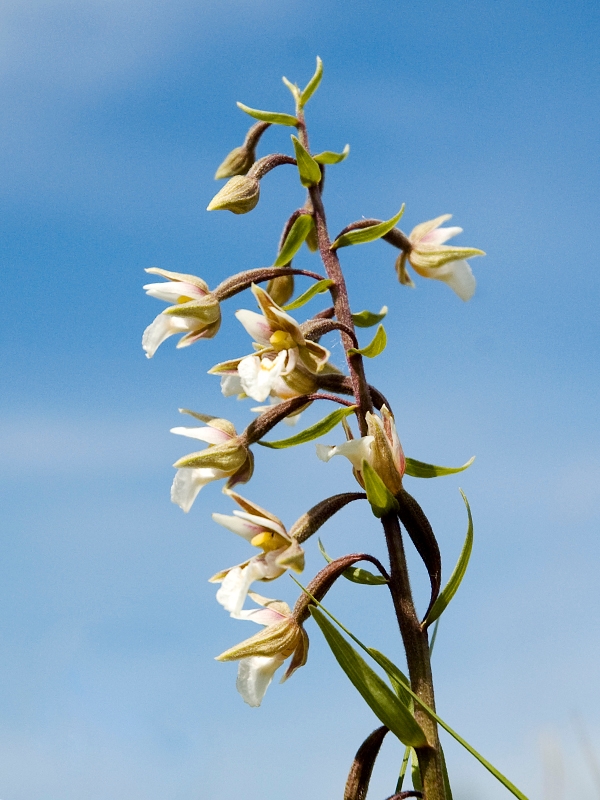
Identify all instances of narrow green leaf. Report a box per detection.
[348,324,387,358]
[361,459,398,518]
[299,56,323,107]
[274,215,315,267]
[367,648,412,708]
[297,585,529,800]
[405,455,476,479]
[352,306,388,328]
[313,144,350,164]
[281,76,300,102]
[282,279,333,311]
[317,539,388,585]
[291,135,322,187]
[257,405,356,449]
[309,607,428,748]
[423,490,474,626]
[441,745,454,800]
[236,102,298,127]
[411,749,423,793]
[396,746,411,794]
[331,205,405,249]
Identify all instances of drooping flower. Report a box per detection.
[316,405,405,494]
[142,268,221,358]
[209,283,330,404]
[210,490,304,616]
[216,592,309,707]
[170,412,253,513]
[396,215,485,301]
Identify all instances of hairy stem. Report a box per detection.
[382,512,446,800]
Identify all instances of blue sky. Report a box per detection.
[1,0,599,798]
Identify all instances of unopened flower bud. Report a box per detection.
[207,175,260,214]
[214,146,255,180]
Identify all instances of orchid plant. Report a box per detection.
[143,59,526,800]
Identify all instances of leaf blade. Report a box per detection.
[282,279,334,311]
[299,56,323,107]
[331,205,405,249]
[361,459,398,518]
[257,405,356,449]
[423,489,474,626]
[313,144,350,164]
[348,324,387,358]
[236,102,298,127]
[309,607,428,747]
[352,306,388,328]
[291,135,322,187]
[405,456,476,479]
[318,539,388,585]
[273,214,315,267]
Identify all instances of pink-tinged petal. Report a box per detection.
[235,607,288,625]
[170,467,225,512]
[143,281,207,303]
[235,309,273,345]
[232,510,287,538]
[220,374,244,397]
[236,655,286,707]
[170,425,231,444]
[216,560,267,616]
[420,226,463,246]
[142,314,192,358]
[211,512,263,542]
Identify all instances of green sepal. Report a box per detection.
[331,205,405,250]
[291,135,322,187]
[318,539,388,585]
[405,455,475,479]
[423,490,473,626]
[313,144,350,164]
[309,607,428,748]
[361,459,398,518]
[257,405,357,449]
[274,214,315,267]
[352,306,388,328]
[299,56,323,107]
[236,102,298,127]
[348,324,387,358]
[282,279,333,311]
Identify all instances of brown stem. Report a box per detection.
[316,373,392,414]
[334,218,412,253]
[244,120,271,151]
[296,109,373,434]
[301,318,359,348]
[381,512,446,800]
[247,153,296,180]
[215,267,325,300]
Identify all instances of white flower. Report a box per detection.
[210,490,304,616]
[170,412,253,512]
[142,268,220,357]
[216,593,309,707]
[396,215,485,301]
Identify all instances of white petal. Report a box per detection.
[317,437,374,471]
[143,281,206,302]
[142,314,191,358]
[232,510,287,537]
[235,309,273,345]
[170,425,231,444]
[220,374,244,397]
[235,607,288,625]
[211,512,262,542]
[238,351,287,403]
[422,259,476,301]
[170,467,223,512]
[236,655,286,707]
[216,560,267,616]
[316,444,336,463]
[420,226,463,245]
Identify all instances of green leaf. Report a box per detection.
[291,135,322,187]
[423,490,474,626]
[281,76,301,102]
[352,306,388,328]
[331,205,405,249]
[395,747,411,794]
[348,324,387,358]
[299,56,323,107]
[367,648,412,708]
[405,456,475,479]
[309,607,428,748]
[317,539,388,585]
[298,585,529,800]
[274,215,315,267]
[313,144,350,164]
[361,459,398,518]
[441,745,454,800]
[282,279,333,311]
[236,102,298,127]
[257,405,356,449]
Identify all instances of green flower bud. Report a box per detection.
[214,146,256,180]
[207,175,260,214]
